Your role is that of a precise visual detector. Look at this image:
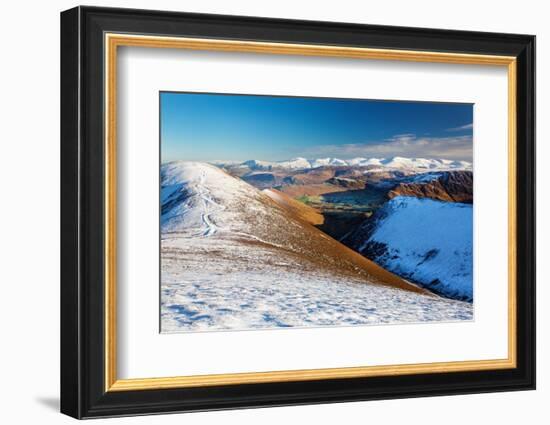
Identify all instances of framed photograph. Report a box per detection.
[60,6,535,419]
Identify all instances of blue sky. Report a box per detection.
[161,92,473,163]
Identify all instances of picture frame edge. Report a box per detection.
[60,6,536,419]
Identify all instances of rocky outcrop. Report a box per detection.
[387,171,473,203]
[326,176,366,189]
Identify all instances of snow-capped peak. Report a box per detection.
[241,157,312,170]
[211,157,472,171]
[379,156,471,171]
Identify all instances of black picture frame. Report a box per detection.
[61,5,535,419]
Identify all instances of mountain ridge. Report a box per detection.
[161,161,424,292]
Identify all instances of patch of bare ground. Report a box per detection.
[289,168,337,184]
[263,188,324,225]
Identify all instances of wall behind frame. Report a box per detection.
[0,1,544,425]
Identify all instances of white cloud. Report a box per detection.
[301,134,473,161]
[447,123,473,132]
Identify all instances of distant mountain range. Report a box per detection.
[212,156,472,172]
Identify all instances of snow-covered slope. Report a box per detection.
[161,161,472,332]
[161,161,260,234]
[344,196,473,301]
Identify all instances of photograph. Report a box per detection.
[160,92,474,333]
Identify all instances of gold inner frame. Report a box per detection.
[104,33,518,392]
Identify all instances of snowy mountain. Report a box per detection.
[379,157,472,171]
[218,156,472,172]
[241,157,312,170]
[346,157,368,166]
[160,161,472,332]
[343,196,473,301]
[309,157,350,168]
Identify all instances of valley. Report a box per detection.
[220,156,474,301]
